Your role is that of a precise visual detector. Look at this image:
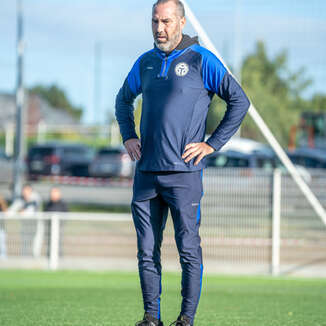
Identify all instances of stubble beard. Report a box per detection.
[154,26,182,53]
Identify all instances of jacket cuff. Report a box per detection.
[122,132,139,144]
[205,137,224,152]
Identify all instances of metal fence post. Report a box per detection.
[5,124,15,157]
[37,120,47,144]
[49,214,60,270]
[272,168,281,276]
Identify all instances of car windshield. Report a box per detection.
[29,147,54,158]
[63,147,94,160]
[208,154,249,168]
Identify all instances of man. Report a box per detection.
[7,184,42,256]
[115,1,250,325]
[44,187,68,257]
[44,187,68,213]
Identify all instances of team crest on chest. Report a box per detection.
[175,62,189,77]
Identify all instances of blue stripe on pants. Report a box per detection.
[131,169,203,324]
[131,195,168,320]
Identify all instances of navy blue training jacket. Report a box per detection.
[115,35,250,172]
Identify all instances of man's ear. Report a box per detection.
[180,16,186,29]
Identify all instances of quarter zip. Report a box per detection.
[158,57,168,78]
[161,57,168,77]
[155,47,190,79]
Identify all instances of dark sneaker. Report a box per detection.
[136,312,164,326]
[169,315,192,326]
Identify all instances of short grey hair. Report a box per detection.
[152,0,185,18]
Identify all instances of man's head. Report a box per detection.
[50,187,62,202]
[152,0,186,53]
[22,184,33,201]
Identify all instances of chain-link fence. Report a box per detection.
[0,168,325,276]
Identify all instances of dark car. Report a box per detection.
[27,143,95,178]
[206,150,276,171]
[287,147,326,169]
[89,146,135,178]
[206,148,313,183]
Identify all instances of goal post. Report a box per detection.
[181,0,326,225]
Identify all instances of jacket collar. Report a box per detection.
[154,34,199,58]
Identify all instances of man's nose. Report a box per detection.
[156,21,164,33]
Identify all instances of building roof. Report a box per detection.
[0,91,80,130]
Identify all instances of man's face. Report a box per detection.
[22,186,32,201]
[152,1,186,53]
[50,188,61,202]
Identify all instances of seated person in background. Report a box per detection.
[44,187,68,212]
[8,184,41,213]
[44,187,68,257]
[7,184,42,256]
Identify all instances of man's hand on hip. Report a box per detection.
[182,142,215,166]
[124,138,142,161]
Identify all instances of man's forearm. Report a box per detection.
[115,82,138,143]
[206,73,250,151]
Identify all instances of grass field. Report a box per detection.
[0,270,325,326]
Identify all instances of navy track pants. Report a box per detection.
[131,168,204,324]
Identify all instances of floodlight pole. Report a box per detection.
[181,0,326,225]
[13,0,26,200]
[93,41,102,125]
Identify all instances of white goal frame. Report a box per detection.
[181,0,326,225]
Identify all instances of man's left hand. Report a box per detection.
[182,142,215,166]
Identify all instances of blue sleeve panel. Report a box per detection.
[115,56,143,143]
[196,46,227,94]
[206,72,251,151]
[127,58,142,96]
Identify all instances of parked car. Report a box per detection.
[89,146,135,178]
[287,147,326,169]
[206,150,276,171]
[27,143,95,178]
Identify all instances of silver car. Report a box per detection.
[89,147,135,178]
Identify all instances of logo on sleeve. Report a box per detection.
[175,62,189,77]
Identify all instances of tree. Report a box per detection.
[207,41,315,146]
[206,95,226,135]
[240,41,315,145]
[29,84,83,120]
[309,94,326,112]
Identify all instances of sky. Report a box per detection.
[1,0,326,124]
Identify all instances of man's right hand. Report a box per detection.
[124,138,142,161]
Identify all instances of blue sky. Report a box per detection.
[1,0,326,124]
